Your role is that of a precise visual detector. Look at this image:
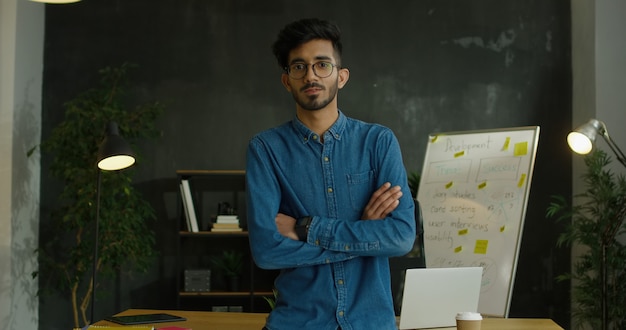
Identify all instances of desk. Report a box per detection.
[94,309,563,329]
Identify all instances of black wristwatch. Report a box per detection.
[295,216,313,241]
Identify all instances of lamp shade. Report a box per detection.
[97,122,136,171]
[567,119,603,155]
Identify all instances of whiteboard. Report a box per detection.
[416,126,540,317]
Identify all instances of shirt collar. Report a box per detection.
[292,110,346,144]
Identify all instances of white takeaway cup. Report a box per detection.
[455,312,482,330]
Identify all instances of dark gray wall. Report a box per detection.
[40,1,572,329]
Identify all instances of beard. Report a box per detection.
[291,79,339,111]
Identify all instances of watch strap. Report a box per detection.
[295,216,312,241]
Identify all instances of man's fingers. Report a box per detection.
[365,182,391,206]
[372,190,402,216]
[361,183,403,220]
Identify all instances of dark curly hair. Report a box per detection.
[272,18,343,70]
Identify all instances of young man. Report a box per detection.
[246,18,416,330]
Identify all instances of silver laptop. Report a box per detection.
[398,267,482,329]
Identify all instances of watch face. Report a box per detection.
[298,216,312,226]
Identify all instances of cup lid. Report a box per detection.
[456,312,482,320]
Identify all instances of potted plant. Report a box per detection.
[408,171,421,199]
[546,149,626,329]
[263,288,278,310]
[211,250,244,291]
[405,171,424,260]
[31,63,164,328]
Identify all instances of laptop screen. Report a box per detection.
[398,267,482,329]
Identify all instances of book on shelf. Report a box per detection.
[216,214,238,219]
[210,223,243,232]
[212,223,241,229]
[215,214,239,224]
[210,227,243,232]
[180,179,199,232]
[211,219,242,232]
[179,184,191,231]
[217,214,238,219]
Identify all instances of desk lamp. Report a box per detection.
[568,118,626,167]
[567,118,626,330]
[91,122,135,323]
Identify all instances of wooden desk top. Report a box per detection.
[94,309,563,329]
[94,309,265,330]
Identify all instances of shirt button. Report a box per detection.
[312,135,318,140]
[325,258,330,263]
[337,279,344,285]
[344,245,350,251]
[316,240,320,245]
[327,187,333,193]
[324,156,329,162]
[338,311,344,317]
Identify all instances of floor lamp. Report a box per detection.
[567,118,626,330]
[91,122,136,324]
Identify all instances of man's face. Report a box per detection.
[281,39,348,111]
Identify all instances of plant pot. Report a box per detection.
[227,276,240,292]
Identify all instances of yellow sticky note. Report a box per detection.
[500,225,506,232]
[502,137,511,151]
[454,151,465,158]
[474,240,489,254]
[458,229,468,236]
[454,246,463,253]
[478,181,487,189]
[445,181,454,189]
[517,173,527,188]
[430,135,439,143]
[514,142,528,156]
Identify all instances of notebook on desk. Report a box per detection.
[398,267,482,329]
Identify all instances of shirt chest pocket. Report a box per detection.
[346,170,375,212]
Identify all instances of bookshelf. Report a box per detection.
[175,170,277,312]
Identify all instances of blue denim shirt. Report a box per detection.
[246,111,416,330]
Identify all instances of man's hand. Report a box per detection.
[276,213,299,240]
[361,182,403,220]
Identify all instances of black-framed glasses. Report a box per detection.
[284,61,339,79]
